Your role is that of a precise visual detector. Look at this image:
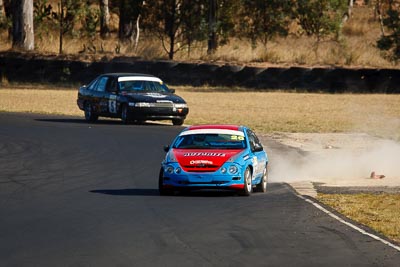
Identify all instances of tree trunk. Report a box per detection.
[207,0,217,54]
[119,0,133,41]
[134,14,140,52]
[99,0,110,38]
[0,0,5,20]
[348,0,354,18]
[167,0,177,60]
[12,0,34,51]
[59,1,63,54]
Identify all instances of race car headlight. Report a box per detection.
[135,102,155,107]
[228,165,238,174]
[221,167,227,174]
[174,103,188,108]
[166,166,174,174]
[175,167,182,174]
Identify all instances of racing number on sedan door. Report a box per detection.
[109,95,117,114]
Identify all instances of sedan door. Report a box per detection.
[94,76,111,114]
[247,130,268,180]
[103,77,118,115]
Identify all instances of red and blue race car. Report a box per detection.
[159,125,269,196]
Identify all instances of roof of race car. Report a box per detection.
[186,125,242,131]
[180,125,245,136]
[100,73,163,83]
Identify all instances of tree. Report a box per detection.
[377,0,400,61]
[241,0,292,49]
[295,0,348,43]
[11,0,34,50]
[99,0,110,38]
[0,0,5,21]
[180,0,207,57]
[118,0,143,42]
[0,0,10,31]
[207,0,217,54]
[143,0,206,59]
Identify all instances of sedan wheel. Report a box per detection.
[255,165,268,193]
[240,167,252,196]
[84,102,98,122]
[172,118,184,126]
[121,105,131,124]
[159,168,173,196]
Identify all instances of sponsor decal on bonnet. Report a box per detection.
[183,152,226,157]
[146,93,166,98]
[190,160,214,165]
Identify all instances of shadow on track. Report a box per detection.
[90,188,160,196]
[35,118,173,126]
[89,188,241,197]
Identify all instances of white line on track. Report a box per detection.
[295,193,400,253]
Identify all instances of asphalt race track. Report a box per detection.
[1,113,399,266]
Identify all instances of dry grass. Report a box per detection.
[177,87,400,139]
[0,88,80,116]
[0,6,397,68]
[1,86,400,140]
[318,193,400,243]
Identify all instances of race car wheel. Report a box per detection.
[159,168,173,196]
[121,104,131,124]
[255,165,268,193]
[172,118,184,126]
[239,167,252,196]
[84,102,98,122]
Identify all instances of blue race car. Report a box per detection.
[159,125,269,196]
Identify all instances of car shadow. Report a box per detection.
[90,188,240,197]
[35,118,173,126]
[90,188,160,196]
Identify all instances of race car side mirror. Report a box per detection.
[163,145,170,152]
[169,88,176,93]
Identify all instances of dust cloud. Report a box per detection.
[267,136,400,186]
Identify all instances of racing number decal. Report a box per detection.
[109,95,117,113]
[231,135,244,141]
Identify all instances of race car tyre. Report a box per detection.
[255,165,268,193]
[172,118,184,126]
[84,102,98,122]
[121,104,131,124]
[239,167,252,196]
[159,168,173,196]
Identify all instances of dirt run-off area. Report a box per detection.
[260,133,400,194]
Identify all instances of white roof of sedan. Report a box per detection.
[118,76,163,83]
[180,129,245,136]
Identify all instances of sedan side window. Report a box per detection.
[247,130,263,152]
[106,78,117,92]
[87,78,99,90]
[96,77,109,92]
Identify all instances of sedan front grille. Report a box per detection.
[154,102,174,108]
[183,165,219,173]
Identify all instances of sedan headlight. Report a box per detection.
[174,103,188,108]
[166,166,174,174]
[135,102,155,107]
[228,165,238,174]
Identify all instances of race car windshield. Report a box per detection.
[119,80,170,93]
[173,134,246,149]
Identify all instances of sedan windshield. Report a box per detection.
[173,134,246,149]
[119,80,170,93]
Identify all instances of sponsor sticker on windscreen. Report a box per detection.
[118,76,162,83]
